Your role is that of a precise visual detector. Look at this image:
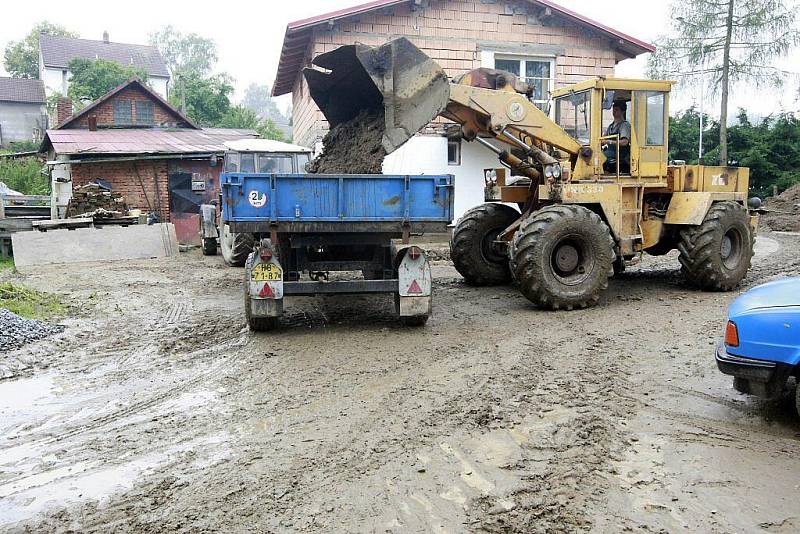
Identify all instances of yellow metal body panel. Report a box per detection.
[664,193,714,225]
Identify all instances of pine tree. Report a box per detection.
[649,0,800,165]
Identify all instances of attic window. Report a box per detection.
[135,100,154,125]
[113,99,132,125]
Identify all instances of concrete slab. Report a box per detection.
[11,223,179,270]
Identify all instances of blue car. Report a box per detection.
[716,277,800,415]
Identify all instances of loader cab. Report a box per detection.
[222,139,312,175]
[552,79,673,179]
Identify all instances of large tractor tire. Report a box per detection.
[450,203,520,285]
[509,205,615,310]
[678,201,753,291]
[220,222,255,267]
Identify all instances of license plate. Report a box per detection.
[251,262,282,281]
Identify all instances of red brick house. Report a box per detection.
[40,79,256,243]
[272,0,654,218]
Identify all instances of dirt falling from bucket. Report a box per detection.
[307,109,387,174]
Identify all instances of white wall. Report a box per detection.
[40,68,169,99]
[383,135,506,222]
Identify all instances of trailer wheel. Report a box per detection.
[450,203,520,285]
[795,380,800,418]
[201,237,217,256]
[401,315,429,327]
[244,283,277,332]
[220,223,255,267]
[678,201,753,291]
[510,205,614,310]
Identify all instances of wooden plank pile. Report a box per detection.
[66,183,129,219]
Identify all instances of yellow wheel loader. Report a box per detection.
[304,38,758,310]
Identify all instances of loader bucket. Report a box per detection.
[303,37,450,154]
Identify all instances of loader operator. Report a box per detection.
[602,101,631,174]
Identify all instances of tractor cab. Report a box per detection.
[551,78,673,179]
[222,139,312,175]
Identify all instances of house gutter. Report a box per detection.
[46,153,222,166]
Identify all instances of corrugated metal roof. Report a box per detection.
[44,128,259,156]
[39,34,170,78]
[272,0,655,96]
[0,77,46,104]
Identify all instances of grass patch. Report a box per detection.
[0,282,65,319]
[0,258,13,271]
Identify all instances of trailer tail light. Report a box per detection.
[724,321,739,347]
[260,248,273,261]
[408,246,422,260]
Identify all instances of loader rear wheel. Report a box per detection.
[201,237,217,256]
[220,222,255,267]
[678,201,753,291]
[510,205,614,310]
[450,203,520,285]
[795,381,800,418]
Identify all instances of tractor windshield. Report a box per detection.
[555,90,591,145]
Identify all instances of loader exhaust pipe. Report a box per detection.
[303,38,450,155]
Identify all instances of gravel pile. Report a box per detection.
[0,308,65,352]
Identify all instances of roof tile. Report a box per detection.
[0,77,46,104]
[39,34,170,78]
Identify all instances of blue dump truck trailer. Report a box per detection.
[219,171,454,330]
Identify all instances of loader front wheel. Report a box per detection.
[220,222,255,267]
[510,205,614,310]
[450,203,520,285]
[678,201,753,291]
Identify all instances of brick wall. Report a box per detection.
[65,86,188,129]
[292,0,619,147]
[71,160,170,222]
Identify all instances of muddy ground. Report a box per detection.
[762,183,800,232]
[1,230,799,533]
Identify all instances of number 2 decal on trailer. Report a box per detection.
[248,190,267,208]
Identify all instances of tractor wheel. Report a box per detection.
[401,315,429,327]
[509,205,615,310]
[244,279,277,332]
[678,201,753,291]
[201,237,217,256]
[450,203,520,285]
[220,222,255,267]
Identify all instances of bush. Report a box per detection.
[7,140,41,153]
[0,157,49,195]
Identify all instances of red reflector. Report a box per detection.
[409,246,422,260]
[259,283,274,298]
[260,249,273,261]
[408,280,422,294]
[724,321,739,347]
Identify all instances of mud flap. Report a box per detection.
[245,239,284,319]
[395,246,432,318]
[200,204,218,239]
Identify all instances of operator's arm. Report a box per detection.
[609,122,631,147]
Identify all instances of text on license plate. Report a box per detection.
[251,262,282,281]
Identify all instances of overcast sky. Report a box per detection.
[2,0,798,118]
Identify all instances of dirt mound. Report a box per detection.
[307,109,387,174]
[761,183,800,232]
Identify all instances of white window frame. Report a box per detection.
[447,139,461,166]
[492,54,555,112]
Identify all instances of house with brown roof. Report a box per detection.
[273,0,654,218]
[0,77,47,147]
[39,32,170,99]
[40,78,256,244]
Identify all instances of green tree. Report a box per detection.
[67,58,148,102]
[649,0,800,165]
[668,107,719,164]
[219,105,288,142]
[169,72,233,126]
[242,84,288,122]
[3,21,78,79]
[149,26,217,78]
